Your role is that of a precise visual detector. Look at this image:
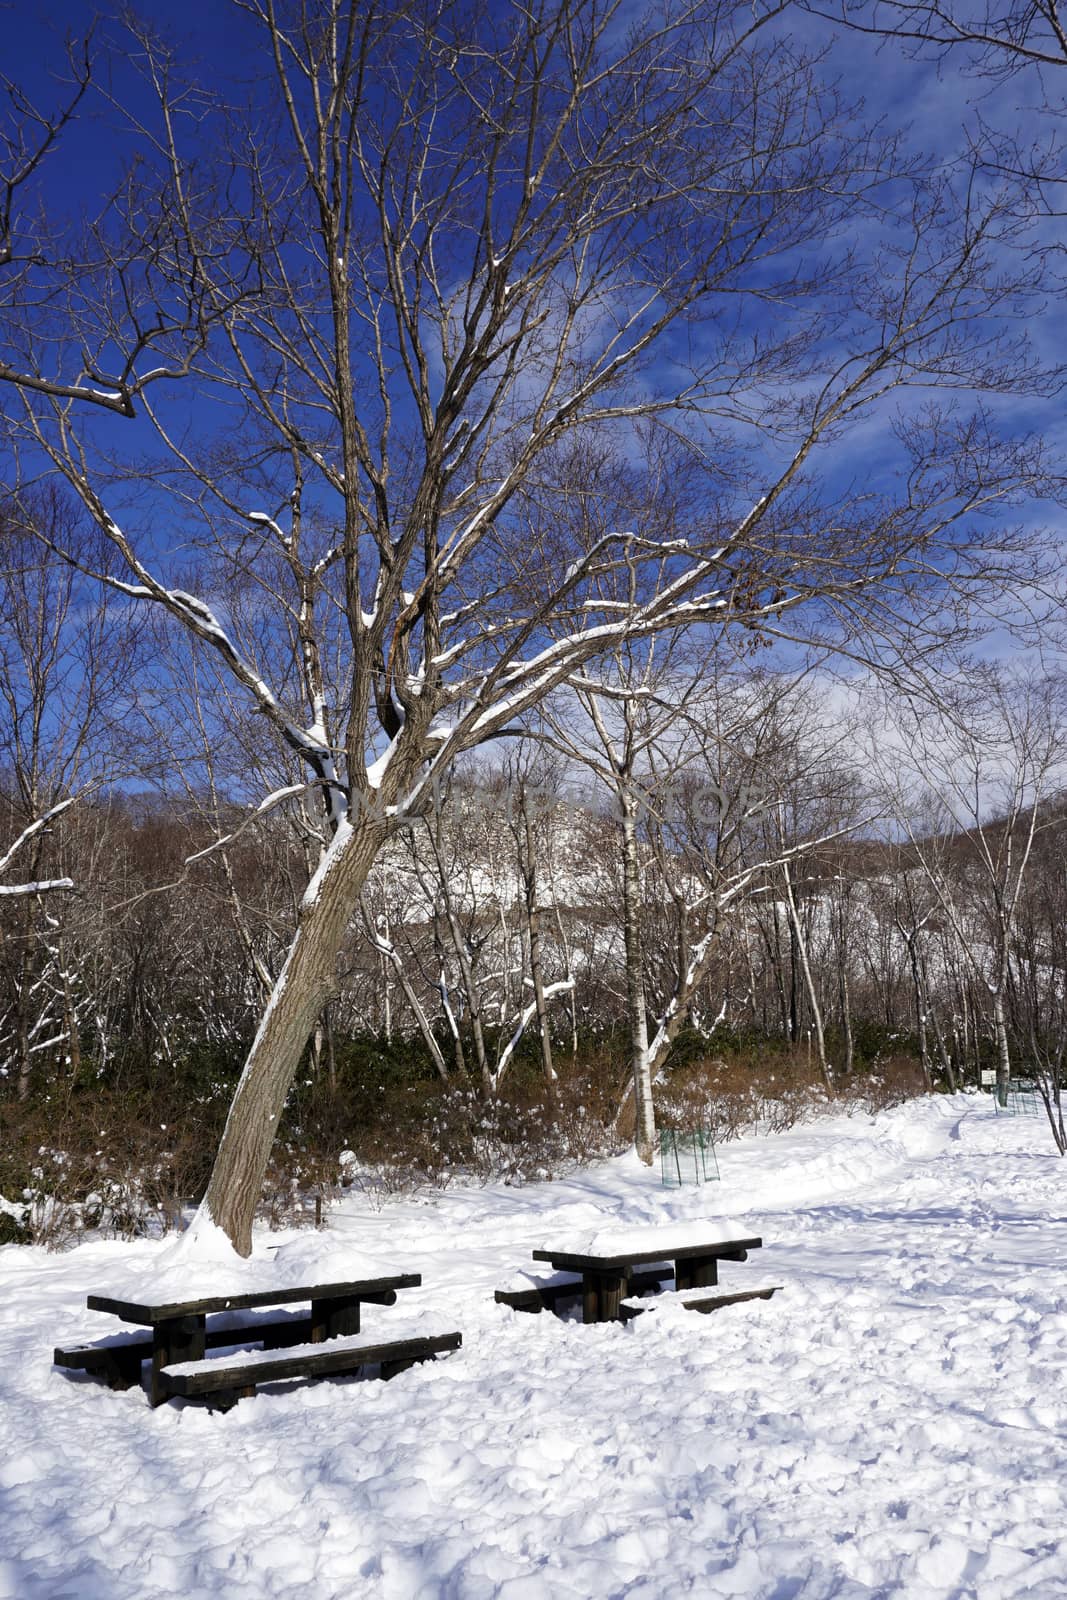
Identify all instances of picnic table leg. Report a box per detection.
[675,1256,718,1292]
[100,1346,147,1391]
[151,1314,206,1408]
[310,1296,360,1342]
[582,1270,627,1324]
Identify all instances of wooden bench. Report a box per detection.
[494,1267,669,1314]
[158,1327,462,1411]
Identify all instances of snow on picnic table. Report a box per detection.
[0,1093,1065,1599]
[538,1217,754,1260]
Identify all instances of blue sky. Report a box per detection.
[3,0,1064,803]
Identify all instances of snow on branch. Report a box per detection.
[493,981,574,1086]
[41,499,338,784]
[0,364,137,415]
[247,510,291,549]
[184,783,321,866]
[0,878,75,898]
[0,796,78,877]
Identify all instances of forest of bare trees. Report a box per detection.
[2,1,1066,1249]
[1,613,1064,1247]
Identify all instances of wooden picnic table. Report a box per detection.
[65,1274,421,1406]
[531,1230,763,1324]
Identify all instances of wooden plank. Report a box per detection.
[159,1330,462,1398]
[621,1285,782,1318]
[682,1285,781,1313]
[86,1274,420,1325]
[531,1237,762,1272]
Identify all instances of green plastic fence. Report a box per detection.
[992,1079,1041,1118]
[660,1128,720,1188]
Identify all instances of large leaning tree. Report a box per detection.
[0,0,1056,1252]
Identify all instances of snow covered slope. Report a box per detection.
[1,1094,1064,1598]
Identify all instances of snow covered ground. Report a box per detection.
[1,1093,1064,1599]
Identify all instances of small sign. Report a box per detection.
[980,1070,997,1087]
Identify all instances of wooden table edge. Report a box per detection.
[530,1238,762,1272]
[87,1272,423,1324]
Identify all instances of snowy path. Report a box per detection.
[1,1094,1064,1598]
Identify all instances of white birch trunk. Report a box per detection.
[521,791,556,1087]
[781,855,831,1089]
[621,785,655,1163]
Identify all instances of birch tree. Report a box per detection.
[547,657,869,1155]
[1,1,1055,1250]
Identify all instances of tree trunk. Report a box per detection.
[197,816,384,1255]
[14,911,33,1101]
[992,987,1012,1107]
[834,900,854,1077]
[391,963,448,1081]
[61,941,82,1082]
[553,903,579,1057]
[498,903,514,1025]
[902,929,933,1090]
[621,784,655,1163]
[432,909,468,1079]
[839,963,854,1077]
[920,945,954,1090]
[521,790,556,1088]
[436,866,491,1091]
[782,857,831,1089]
[363,897,450,1082]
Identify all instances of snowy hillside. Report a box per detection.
[1,1094,1064,1598]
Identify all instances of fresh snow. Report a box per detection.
[547,1218,752,1258]
[367,733,402,790]
[2,1094,1066,1598]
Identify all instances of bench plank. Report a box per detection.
[621,1285,782,1319]
[159,1329,462,1401]
[681,1285,781,1314]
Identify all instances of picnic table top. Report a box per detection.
[532,1227,762,1272]
[87,1273,422,1325]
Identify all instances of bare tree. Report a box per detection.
[545,652,870,1154]
[810,0,1067,70]
[805,0,1067,288]
[1008,808,1067,1152]
[0,3,1055,1250]
[0,490,133,1095]
[0,33,104,411]
[866,668,1066,1111]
